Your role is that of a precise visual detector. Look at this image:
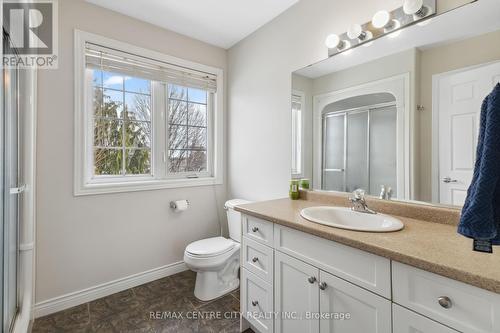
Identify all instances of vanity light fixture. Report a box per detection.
[325,0,436,57]
[403,0,432,19]
[325,34,350,51]
[347,24,373,42]
[372,10,401,32]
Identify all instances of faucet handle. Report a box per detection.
[352,189,366,200]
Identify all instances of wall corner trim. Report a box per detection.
[34,261,188,318]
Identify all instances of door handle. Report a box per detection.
[10,184,26,194]
[442,177,458,184]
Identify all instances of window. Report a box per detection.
[291,92,304,177]
[75,31,223,195]
[92,71,152,176]
[167,84,210,176]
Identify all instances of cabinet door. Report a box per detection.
[275,251,320,333]
[319,271,391,333]
[393,304,459,333]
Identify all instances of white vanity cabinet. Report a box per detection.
[240,214,500,333]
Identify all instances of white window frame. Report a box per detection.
[74,30,224,196]
[291,90,305,178]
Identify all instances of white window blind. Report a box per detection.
[292,93,303,176]
[85,42,218,93]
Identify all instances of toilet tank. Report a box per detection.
[225,199,251,243]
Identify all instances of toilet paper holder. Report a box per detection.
[170,200,190,210]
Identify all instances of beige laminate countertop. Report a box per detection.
[235,198,500,294]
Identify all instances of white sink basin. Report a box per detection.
[300,206,404,232]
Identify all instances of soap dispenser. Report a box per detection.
[379,185,387,200]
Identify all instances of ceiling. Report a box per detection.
[86,0,299,49]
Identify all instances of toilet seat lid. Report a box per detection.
[186,237,235,257]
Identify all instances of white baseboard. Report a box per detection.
[34,261,188,318]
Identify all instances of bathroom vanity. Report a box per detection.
[240,1,500,331]
[236,193,500,333]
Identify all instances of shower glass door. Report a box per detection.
[346,111,368,192]
[322,104,397,196]
[1,32,20,333]
[322,113,346,191]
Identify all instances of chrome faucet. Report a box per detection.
[349,189,377,214]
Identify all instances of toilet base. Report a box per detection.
[192,254,240,301]
[194,271,239,301]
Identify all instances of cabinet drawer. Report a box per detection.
[393,262,500,333]
[274,224,391,298]
[243,237,274,284]
[241,268,274,333]
[243,215,274,247]
[393,304,458,333]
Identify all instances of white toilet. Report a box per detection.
[184,199,250,301]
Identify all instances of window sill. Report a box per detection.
[74,176,222,196]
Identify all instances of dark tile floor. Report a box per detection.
[32,270,254,333]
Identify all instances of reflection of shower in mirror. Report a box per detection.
[321,93,397,198]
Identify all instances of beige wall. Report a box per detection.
[438,0,474,13]
[311,49,418,94]
[36,0,227,303]
[417,29,500,201]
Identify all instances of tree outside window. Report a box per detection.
[167,84,208,174]
[92,70,152,176]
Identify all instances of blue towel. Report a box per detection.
[458,83,500,245]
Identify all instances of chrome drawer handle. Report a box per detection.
[252,257,259,263]
[438,296,452,309]
[442,177,458,183]
[252,227,259,232]
[319,282,327,290]
[252,300,259,307]
[308,276,317,284]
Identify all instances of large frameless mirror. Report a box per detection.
[291,0,500,208]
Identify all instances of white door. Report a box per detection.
[393,304,459,333]
[275,251,320,333]
[319,270,391,333]
[438,61,500,205]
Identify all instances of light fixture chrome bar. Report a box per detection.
[327,0,436,57]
